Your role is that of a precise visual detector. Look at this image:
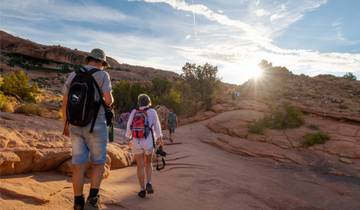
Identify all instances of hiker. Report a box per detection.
[167,109,178,142]
[125,94,163,198]
[62,48,114,210]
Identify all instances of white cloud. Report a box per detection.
[0,0,127,23]
[144,0,267,41]
[142,0,360,84]
[1,0,358,84]
[255,9,270,17]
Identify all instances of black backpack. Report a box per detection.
[66,67,103,133]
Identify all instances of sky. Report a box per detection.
[0,0,359,84]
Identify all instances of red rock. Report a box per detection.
[0,151,20,175]
[323,141,360,159]
[0,112,132,176]
[106,144,133,170]
[57,155,112,179]
[339,158,353,164]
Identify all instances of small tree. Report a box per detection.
[0,70,38,102]
[112,81,148,113]
[151,77,172,97]
[181,63,220,109]
[343,72,357,81]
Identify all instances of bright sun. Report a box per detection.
[252,66,263,79]
[222,62,264,84]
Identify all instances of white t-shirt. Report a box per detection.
[125,107,163,142]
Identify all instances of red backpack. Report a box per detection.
[130,109,150,139]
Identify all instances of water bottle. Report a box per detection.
[109,123,114,142]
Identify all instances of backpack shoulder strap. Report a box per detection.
[88,68,100,75]
[87,69,108,133]
[76,66,88,74]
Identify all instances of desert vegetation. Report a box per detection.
[302,131,330,147]
[113,62,220,116]
[14,103,43,116]
[343,72,357,81]
[0,69,39,102]
[0,70,44,115]
[248,103,304,134]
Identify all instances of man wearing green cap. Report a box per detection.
[62,48,114,210]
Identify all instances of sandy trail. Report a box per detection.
[1,115,360,210]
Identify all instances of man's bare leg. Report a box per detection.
[72,164,87,196]
[90,163,105,189]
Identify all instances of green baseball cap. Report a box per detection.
[86,48,109,67]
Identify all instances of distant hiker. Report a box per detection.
[167,110,178,142]
[125,94,163,198]
[62,48,114,210]
[232,91,240,100]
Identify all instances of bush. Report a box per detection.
[151,77,172,96]
[112,80,148,113]
[262,104,304,129]
[248,104,304,134]
[248,119,265,134]
[112,62,221,117]
[14,103,43,116]
[343,72,357,81]
[0,91,8,111]
[0,70,39,102]
[181,63,220,110]
[0,89,15,112]
[303,132,329,147]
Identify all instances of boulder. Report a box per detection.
[57,154,112,179]
[0,151,20,175]
[107,144,133,170]
[0,112,131,176]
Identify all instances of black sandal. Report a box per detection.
[146,183,154,194]
[138,190,146,198]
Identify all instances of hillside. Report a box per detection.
[0,30,178,88]
[240,62,360,122]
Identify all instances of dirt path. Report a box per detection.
[1,116,360,210]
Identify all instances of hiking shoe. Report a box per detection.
[73,204,84,210]
[138,190,146,198]
[85,195,102,210]
[146,183,154,194]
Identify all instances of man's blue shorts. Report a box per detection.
[70,118,108,165]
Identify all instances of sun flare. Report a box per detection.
[252,66,263,79]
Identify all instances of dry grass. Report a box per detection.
[14,103,43,116]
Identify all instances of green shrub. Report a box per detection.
[343,72,357,81]
[0,91,8,111]
[263,104,304,129]
[0,90,15,112]
[248,119,265,134]
[113,80,148,113]
[248,104,304,134]
[112,62,221,117]
[303,132,329,147]
[14,103,43,116]
[151,77,172,96]
[181,63,220,110]
[0,70,39,102]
